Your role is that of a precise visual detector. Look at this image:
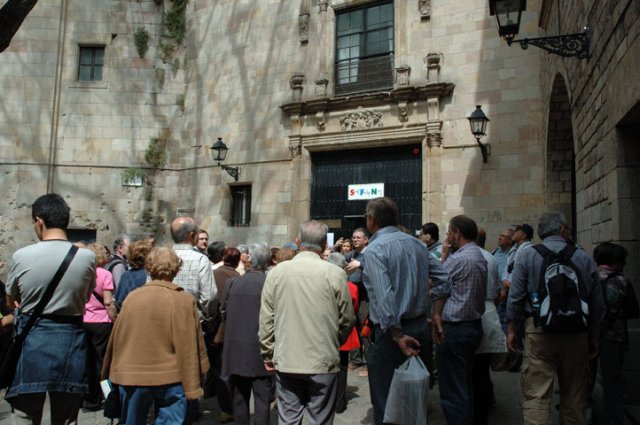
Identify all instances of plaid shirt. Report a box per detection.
[437,242,487,322]
[172,244,217,319]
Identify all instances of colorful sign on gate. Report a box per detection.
[348,183,385,200]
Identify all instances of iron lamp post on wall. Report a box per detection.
[209,137,239,181]
[489,0,590,60]
[467,105,490,163]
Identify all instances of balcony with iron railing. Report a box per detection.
[335,54,394,96]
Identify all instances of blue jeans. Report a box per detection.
[6,316,88,398]
[119,384,187,425]
[366,317,430,425]
[436,320,483,425]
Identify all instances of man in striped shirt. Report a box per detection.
[362,197,450,425]
[433,215,487,425]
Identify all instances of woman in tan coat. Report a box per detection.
[102,247,209,424]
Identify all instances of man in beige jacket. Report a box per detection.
[259,220,355,425]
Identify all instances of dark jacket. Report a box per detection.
[221,271,270,378]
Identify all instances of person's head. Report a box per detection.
[207,241,225,263]
[420,222,439,245]
[113,236,131,258]
[170,216,197,244]
[593,242,628,272]
[144,233,156,247]
[351,228,369,252]
[237,244,251,271]
[497,228,514,250]
[326,252,347,268]
[145,247,182,282]
[341,238,353,254]
[512,223,534,244]
[296,220,328,253]
[248,243,271,272]
[365,197,398,234]
[275,247,297,264]
[31,193,70,236]
[196,230,209,253]
[127,240,153,269]
[447,215,478,249]
[223,247,241,268]
[321,248,331,260]
[537,212,568,240]
[87,243,109,267]
[476,228,487,249]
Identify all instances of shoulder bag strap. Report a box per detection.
[17,245,79,340]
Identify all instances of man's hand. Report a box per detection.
[587,331,600,359]
[431,313,444,345]
[264,361,275,372]
[344,259,360,273]
[394,334,421,357]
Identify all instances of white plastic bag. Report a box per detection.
[383,356,430,425]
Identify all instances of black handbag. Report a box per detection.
[0,245,78,389]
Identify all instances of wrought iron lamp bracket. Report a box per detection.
[507,28,590,60]
[221,165,239,181]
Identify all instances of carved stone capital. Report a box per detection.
[397,101,409,123]
[424,53,442,83]
[315,111,326,131]
[319,0,328,12]
[419,0,431,20]
[340,106,383,131]
[290,72,305,101]
[315,78,328,97]
[425,120,443,148]
[289,142,303,158]
[395,65,411,87]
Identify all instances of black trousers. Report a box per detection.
[229,375,273,425]
[83,322,113,403]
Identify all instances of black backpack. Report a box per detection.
[104,255,127,274]
[533,244,590,333]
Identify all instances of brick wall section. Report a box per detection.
[539,0,640,405]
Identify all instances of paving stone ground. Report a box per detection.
[0,368,615,424]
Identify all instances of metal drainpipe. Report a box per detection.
[46,0,69,193]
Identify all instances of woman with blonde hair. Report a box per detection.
[102,247,209,424]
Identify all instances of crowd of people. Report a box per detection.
[0,193,637,425]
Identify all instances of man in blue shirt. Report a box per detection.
[362,197,450,425]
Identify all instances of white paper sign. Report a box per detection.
[348,183,384,200]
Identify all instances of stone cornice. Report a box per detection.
[280,83,455,117]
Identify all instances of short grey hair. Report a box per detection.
[326,252,346,268]
[249,243,271,271]
[298,220,328,252]
[537,212,568,239]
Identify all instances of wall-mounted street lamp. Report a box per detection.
[489,0,590,60]
[467,105,490,163]
[209,137,239,181]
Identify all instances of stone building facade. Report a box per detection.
[0,0,545,255]
[0,0,638,410]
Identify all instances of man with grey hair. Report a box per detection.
[170,216,218,422]
[105,235,130,286]
[170,216,217,318]
[259,220,355,425]
[220,243,273,425]
[506,212,605,425]
[363,197,451,425]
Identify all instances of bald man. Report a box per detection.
[170,216,217,320]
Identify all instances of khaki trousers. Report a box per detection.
[521,318,588,425]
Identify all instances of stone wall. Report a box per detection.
[0,0,545,276]
[538,0,640,405]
